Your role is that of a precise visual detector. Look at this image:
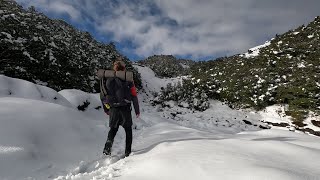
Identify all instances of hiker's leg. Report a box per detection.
[107,126,119,142]
[104,126,119,154]
[124,126,132,156]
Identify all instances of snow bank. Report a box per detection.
[0,75,102,112]
[118,129,320,180]
[259,105,292,124]
[134,65,184,96]
[259,105,320,132]
[0,97,107,180]
[304,112,320,132]
[0,75,71,107]
[158,100,266,134]
[59,89,101,111]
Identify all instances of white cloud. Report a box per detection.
[48,1,81,20]
[16,0,320,59]
[17,0,81,20]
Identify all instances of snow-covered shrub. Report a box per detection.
[138,55,195,78]
[154,79,212,111]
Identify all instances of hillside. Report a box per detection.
[138,55,195,78]
[0,0,141,92]
[156,16,320,127]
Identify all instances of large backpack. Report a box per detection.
[105,77,132,107]
[98,69,133,107]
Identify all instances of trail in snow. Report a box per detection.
[54,65,320,180]
[55,100,320,180]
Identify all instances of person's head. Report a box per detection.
[113,58,126,71]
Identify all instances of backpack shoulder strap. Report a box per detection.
[100,70,108,98]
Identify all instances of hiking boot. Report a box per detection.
[103,148,111,156]
[103,141,113,156]
[125,150,131,157]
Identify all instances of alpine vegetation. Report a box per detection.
[138,55,195,78]
[156,16,320,125]
[0,0,141,92]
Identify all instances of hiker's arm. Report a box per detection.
[130,83,140,116]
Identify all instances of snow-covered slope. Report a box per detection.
[0,97,107,179]
[134,65,184,97]
[260,105,320,132]
[0,68,320,180]
[0,75,72,107]
[240,41,271,58]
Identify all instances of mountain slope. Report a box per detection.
[158,16,320,125]
[0,0,141,92]
[138,55,195,78]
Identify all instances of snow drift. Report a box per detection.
[0,75,71,107]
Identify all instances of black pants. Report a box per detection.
[109,106,132,128]
[104,125,132,155]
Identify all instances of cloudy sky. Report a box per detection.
[16,0,320,61]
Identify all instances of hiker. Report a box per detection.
[100,59,140,157]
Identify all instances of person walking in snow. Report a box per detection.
[100,58,140,157]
